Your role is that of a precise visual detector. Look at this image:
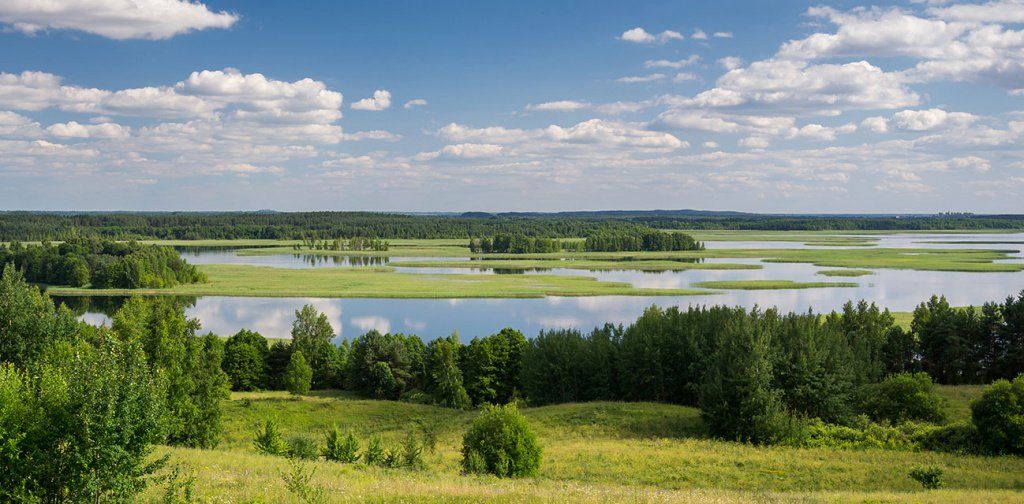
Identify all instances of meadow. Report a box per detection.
[141,389,1024,503]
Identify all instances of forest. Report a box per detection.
[2,262,1024,500]
[2,211,1023,241]
[0,238,206,288]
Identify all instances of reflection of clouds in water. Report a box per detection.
[351,316,391,334]
[80,312,110,327]
[403,317,427,331]
[527,316,585,330]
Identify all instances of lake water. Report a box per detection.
[59,233,1024,340]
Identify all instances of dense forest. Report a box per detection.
[469,230,703,253]
[0,237,206,288]
[2,211,1022,241]
[2,265,1023,500]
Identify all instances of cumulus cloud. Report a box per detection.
[527,100,591,111]
[717,56,744,70]
[620,27,684,44]
[403,98,428,109]
[691,29,708,40]
[351,90,392,111]
[0,0,238,40]
[46,120,130,139]
[714,32,733,38]
[861,116,889,133]
[892,108,979,131]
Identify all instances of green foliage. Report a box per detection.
[699,313,793,445]
[0,264,80,368]
[112,297,230,448]
[856,372,947,425]
[287,435,320,460]
[461,328,527,405]
[1,334,167,502]
[280,460,326,504]
[363,435,384,466]
[0,237,205,289]
[970,375,1024,454]
[322,427,360,463]
[909,466,944,489]
[461,404,542,478]
[401,431,424,469]
[253,419,289,456]
[291,305,341,389]
[426,333,471,409]
[285,351,313,396]
[345,331,424,399]
[584,229,704,252]
[382,445,403,468]
[223,329,269,391]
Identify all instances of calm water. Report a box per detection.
[60,234,1024,340]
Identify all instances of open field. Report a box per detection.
[691,280,859,290]
[141,390,1024,502]
[396,258,762,271]
[817,269,874,277]
[46,263,716,298]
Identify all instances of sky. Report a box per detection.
[0,0,1023,213]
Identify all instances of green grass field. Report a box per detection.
[140,389,1024,503]
[691,280,859,290]
[47,264,717,298]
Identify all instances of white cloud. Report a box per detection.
[892,108,978,131]
[46,120,130,139]
[739,136,771,149]
[672,73,698,82]
[702,141,719,148]
[950,156,991,173]
[351,90,392,111]
[527,100,591,111]
[929,1,1024,23]
[786,123,839,141]
[861,116,889,133]
[0,0,237,40]
[341,130,401,142]
[714,32,733,38]
[403,98,428,109]
[617,73,667,83]
[645,55,700,69]
[620,27,684,44]
[717,56,744,70]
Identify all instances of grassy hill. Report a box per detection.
[142,389,1024,502]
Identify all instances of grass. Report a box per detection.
[691,280,858,290]
[818,269,874,277]
[139,391,1024,502]
[46,264,717,298]
[396,258,762,271]
[935,385,986,423]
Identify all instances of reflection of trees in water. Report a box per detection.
[52,295,199,317]
[293,254,390,267]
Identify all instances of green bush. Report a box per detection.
[253,420,289,456]
[461,404,541,477]
[971,374,1024,454]
[322,427,360,463]
[363,435,384,466]
[287,435,320,460]
[383,446,403,468]
[402,431,424,469]
[855,372,947,425]
[918,421,981,454]
[285,351,313,396]
[909,466,944,489]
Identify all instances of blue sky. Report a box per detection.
[0,0,1022,212]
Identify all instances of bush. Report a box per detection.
[918,422,981,454]
[855,372,947,425]
[363,435,384,466]
[461,404,541,477]
[322,427,360,463]
[971,375,1024,454]
[254,420,289,456]
[287,435,320,460]
[285,351,313,396]
[383,446,403,468]
[402,431,424,469]
[909,466,944,489]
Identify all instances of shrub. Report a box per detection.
[855,372,947,425]
[254,420,289,456]
[971,375,1024,454]
[909,466,944,489]
[402,431,424,469]
[322,427,360,463]
[287,435,320,460]
[918,422,981,454]
[285,351,313,396]
[363,435,384,466]
[383,446,403,468]
[281,461,325,504]
[461,404,541,477]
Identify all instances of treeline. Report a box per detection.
[4,211,1021,241]
[295,236,390,252]
[0,265,229,501]
[0,237,206,288]
[584,230,704,252]
[468,235,578,254]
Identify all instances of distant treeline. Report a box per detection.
[470,230,703,254]
[0,237,206,288]
[2,211,1022,241]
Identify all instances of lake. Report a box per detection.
[58,233,1024,340]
